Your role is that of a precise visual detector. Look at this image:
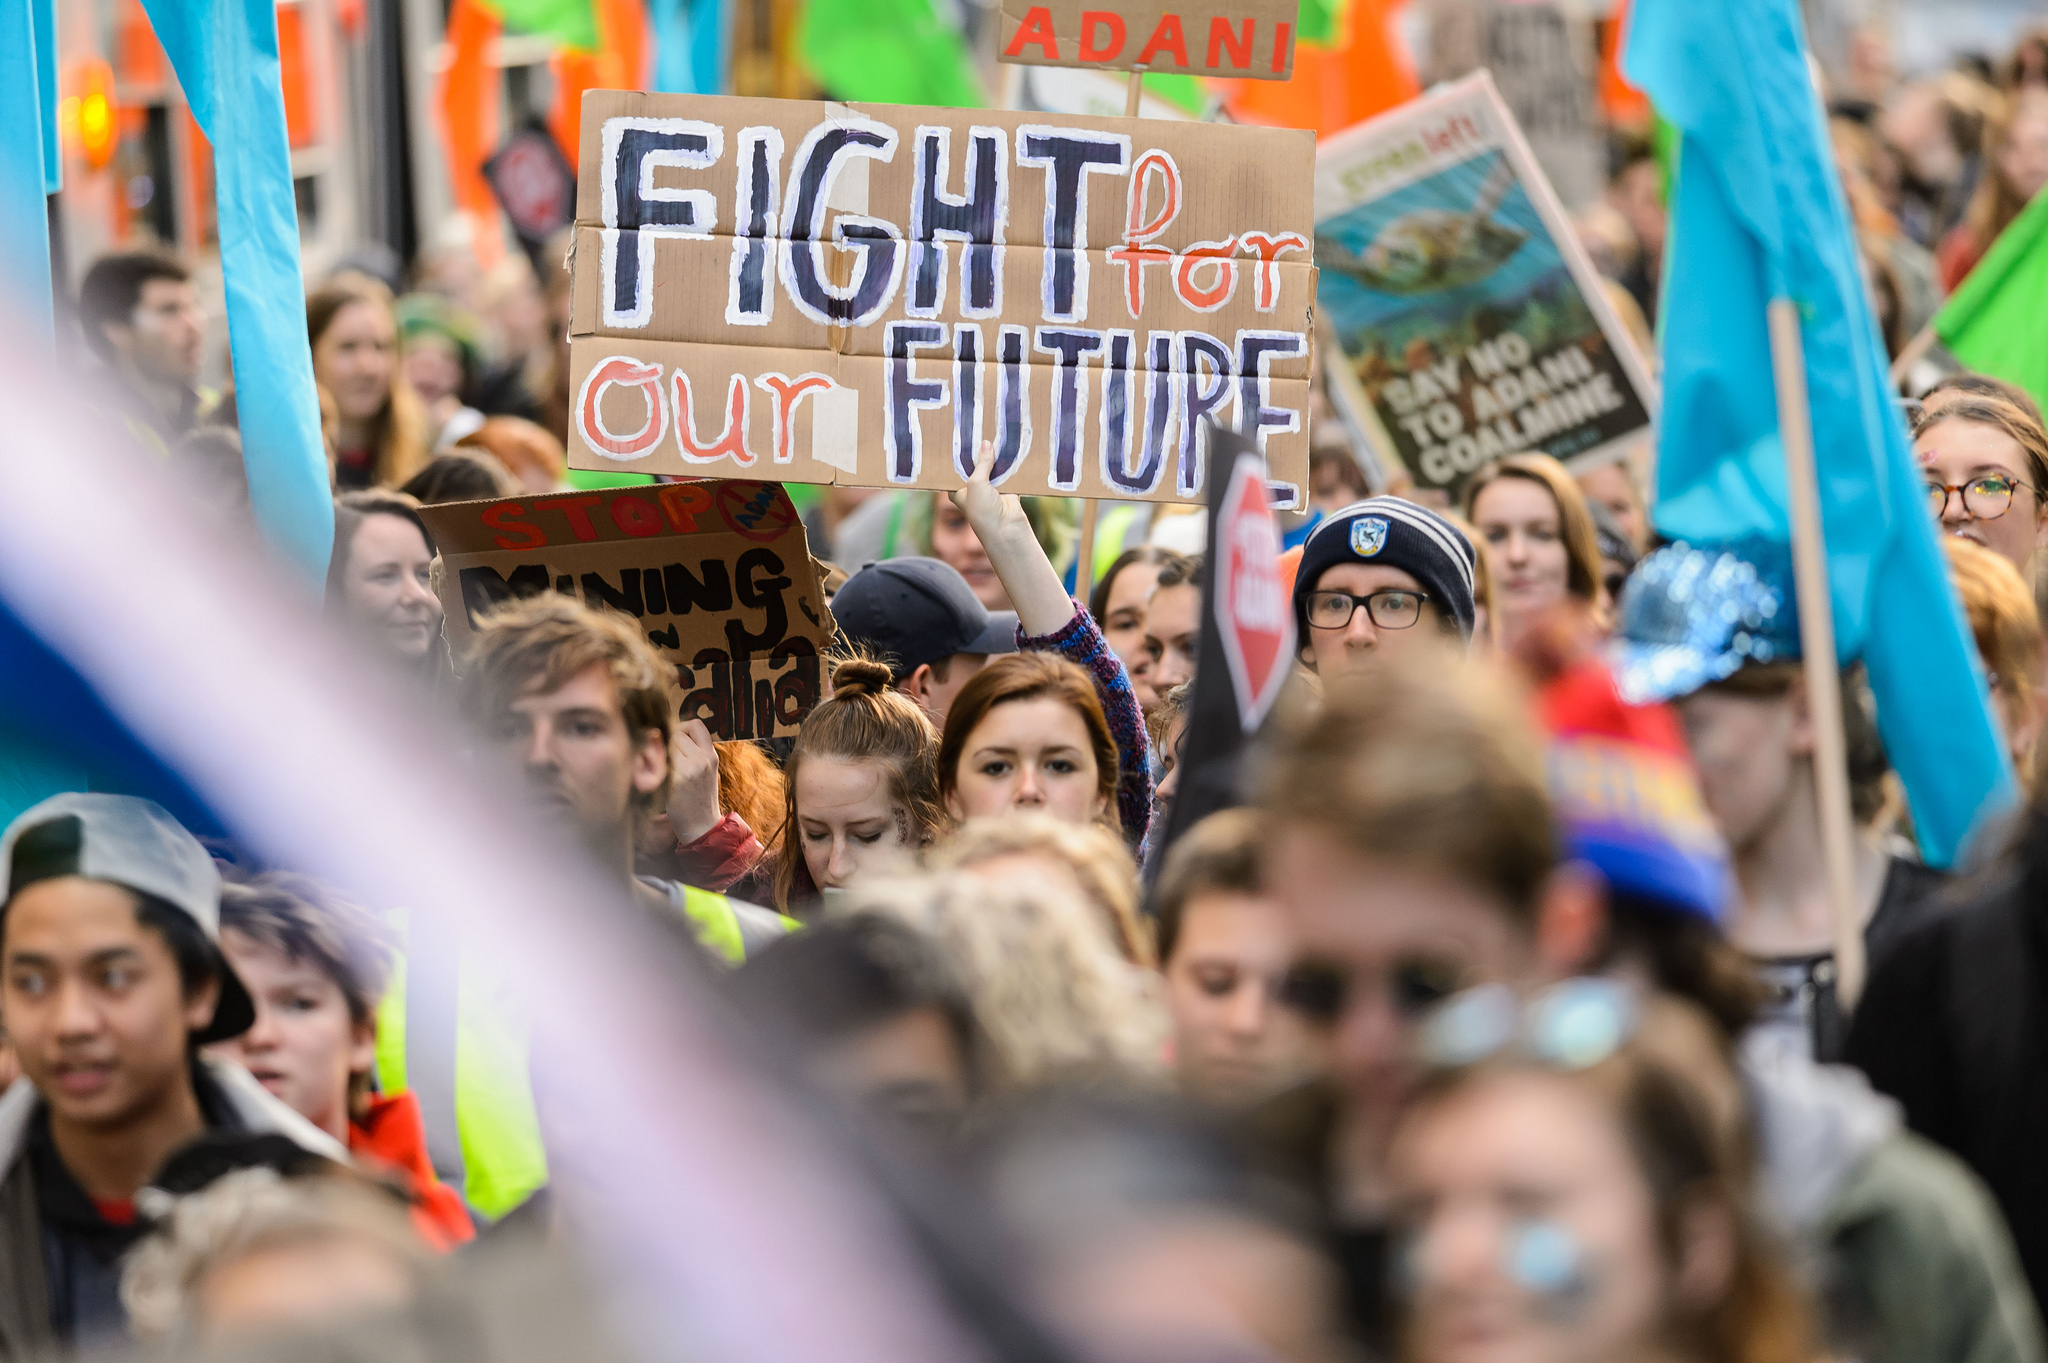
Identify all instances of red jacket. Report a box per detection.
[349,1091,475,1250]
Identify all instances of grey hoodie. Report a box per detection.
[1743,1030,2045,1363]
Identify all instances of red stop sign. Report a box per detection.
[1215,453,1295,732]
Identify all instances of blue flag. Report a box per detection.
[0,0,54,335]
[138,0,334,584]
[650,0,730,94]
[1624,0,2013,867]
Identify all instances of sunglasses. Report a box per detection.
[1280,955,1469,1024]
[1414,979,1638,1071]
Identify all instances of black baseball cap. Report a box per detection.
[833,557,1018,681]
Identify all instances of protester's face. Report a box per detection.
[313,301,399,424]
[949,697,1108,825]
[812,1005,971,1141]
[1143,583,1201,692]
[1917,419,2047,573]
[341,514,441,661]
[1101,563,1163,707]
[1674,686,1800,853]
[214,931,372,1143]
[1153,711,1188,823]
[930,498,1010,610]
[1311,457,1365,515]
[1266,830,1532,1123]
[1302,562,1448,676]
[494,662,667,847]
[402,335,465,408]
[1166,890,1325,1107]
[2000,95,2048,203]
[116,278,205,387]
[796,756,915,891]
[1474,478,1571,637]
[2,877,218,1129]
[1574,463,1646,553]
[912,653,988,728]
[1391,1070,1680,1363]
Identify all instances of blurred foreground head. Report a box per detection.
[1389,992,1806,1363]
[977,1090,1349,1363]
[124,1167,432,1345]
[833,872,1165,1093]
[1257,653,1570,1126]
[729,913,988,1144]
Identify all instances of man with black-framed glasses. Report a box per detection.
[1290,497,1478,677]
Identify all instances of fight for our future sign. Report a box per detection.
[565,91,1317,505]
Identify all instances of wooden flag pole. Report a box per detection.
[1767,298,1866,1008]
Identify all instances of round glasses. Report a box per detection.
[1927,473,2036,520]
[1305,588,1429,631]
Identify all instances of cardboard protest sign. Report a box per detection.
[419,482,836,741]
[565,90,1317,507]
[1314,72,1655,493]
[997,1,1298,80]
[1421,2,1602,209]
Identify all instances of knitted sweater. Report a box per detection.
[1018,605,1153,849]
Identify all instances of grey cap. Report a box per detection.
[0,793,254,1043]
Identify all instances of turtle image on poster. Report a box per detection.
[1315,72,1656,492]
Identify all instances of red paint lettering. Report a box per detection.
[1270,20,1290,72]
[1137,14,1187,66]
[575,356,667,461]
[1175,237,1240,310]
[672,372,755,465]
[1238,231,1309,311]
[1004,4,1059,58]
[482,502,547,551]
[610,493,664,536]
[1079,10,1125,60]
[755,372,836,465]
[555,495,605,542]
[659,483,713,532]
[1207,16,1252,69]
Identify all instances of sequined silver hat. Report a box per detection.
[1609,543,1800,704]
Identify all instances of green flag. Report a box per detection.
[478,0,597,52]
[1934,188,2048,411]
[797,0,983,107]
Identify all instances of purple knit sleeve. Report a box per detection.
[1016,603,1153,848]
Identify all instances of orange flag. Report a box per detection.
[440,0,502,263]
[1599,0,1651,128]
[1213,0,1419,139]
[548,0,644,164]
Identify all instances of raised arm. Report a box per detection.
[951,446,1153,847]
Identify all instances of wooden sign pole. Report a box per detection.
[1768,298,1865,1008]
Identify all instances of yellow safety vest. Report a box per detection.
[374,886,786,1218]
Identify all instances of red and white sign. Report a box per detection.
[1215,452,1293,732]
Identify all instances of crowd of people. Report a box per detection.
[12,16,2048,1363]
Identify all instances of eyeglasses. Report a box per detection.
[1305,588,1431,631]
[1415,979,1638,1071]
[1927,473,2037,520]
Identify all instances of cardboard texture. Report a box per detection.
[1421,2,1602,209]
[1314,72,1656,492]
[419,483,836,741]
[996,1,1298,80]
[566,90,1316,504]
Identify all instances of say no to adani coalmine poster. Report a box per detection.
[566,90,1317,506]
[1314,72,1656,492]
[418,482,836,741]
